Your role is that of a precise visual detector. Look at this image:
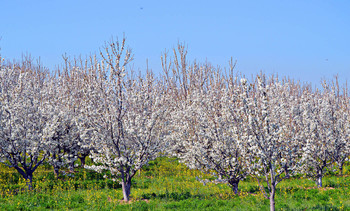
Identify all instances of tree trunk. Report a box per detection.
[79,156,86,168]
[69,161,75,173]
[228,178,240,194]
[14,166,34,190]
[270,185,275,211]
[316,168,323,188]
[269,166,276,211]
[339,163,343,176]
[54,166,60,178]
[316,174,322,188]
[26,173,33,190]
[122,177,132,201]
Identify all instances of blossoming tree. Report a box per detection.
[300,80,350,186]
[0,60,50,189]
[80,38,169,201]
[168,72,251,194]
[241,75,303,211]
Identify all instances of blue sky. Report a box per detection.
[1,0,350,86]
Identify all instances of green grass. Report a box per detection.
[1,157,350,210]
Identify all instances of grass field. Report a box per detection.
[1,157,350,210]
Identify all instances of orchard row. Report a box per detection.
[0,39,349,210]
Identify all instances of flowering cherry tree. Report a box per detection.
[327,80,350,176]
[0,61,50,189]
[241,75,303,211]
[80,38,169,201]
[300,80,350,186]
[168,71,251,194]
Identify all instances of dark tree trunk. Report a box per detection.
[316,168,323,188]
[14,166,34,190]
[54,166,60,178]
[69,161,75,173]
[10,154,46,191]
[26,173,33,190]
[79,156,86,168]
[339,163,344,176]
[228,178,240,195]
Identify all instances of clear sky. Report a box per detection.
[1,0,350,86]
